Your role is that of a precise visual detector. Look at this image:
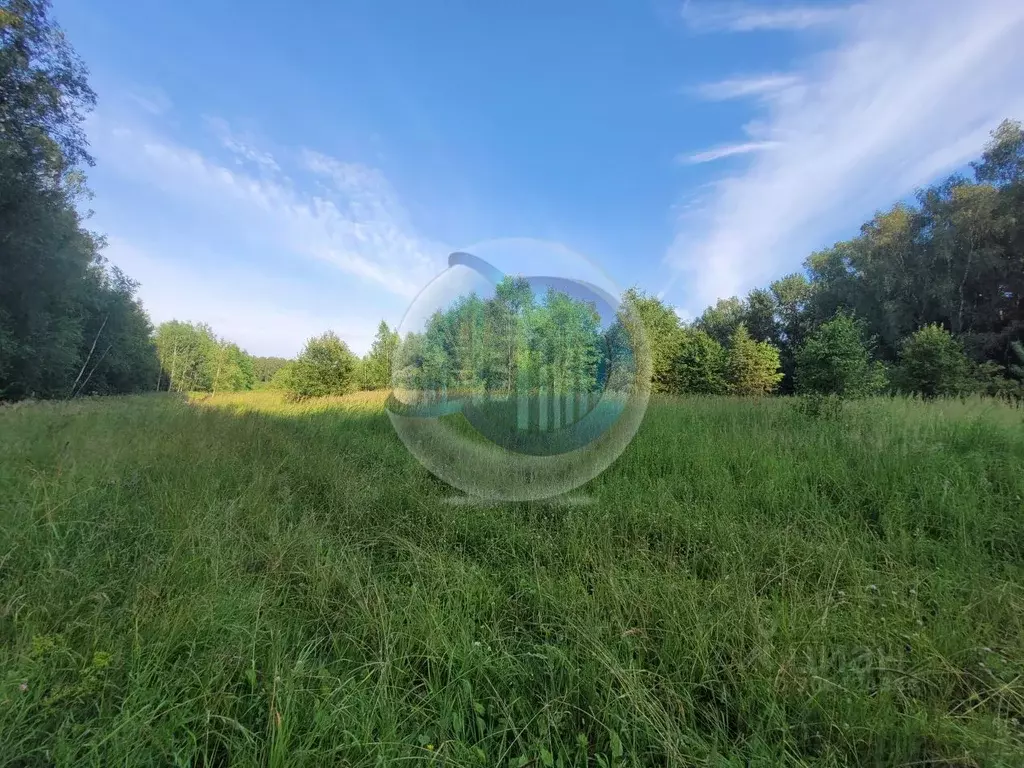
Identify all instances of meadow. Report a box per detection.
[1,391,1022,766]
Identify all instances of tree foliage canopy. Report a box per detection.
[895,324,972,399]
[794,313,885,398]
[0,0,158,400]
[666,328,727,396]
[392,277,610,400]
[726,324,783,397]
[153,321,255,394]
[280,331,358,400]
[625,120,1024,401]
[360,320,400,390]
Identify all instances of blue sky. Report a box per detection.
[54,0,1024,356]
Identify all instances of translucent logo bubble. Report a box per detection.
[387,238,651,501]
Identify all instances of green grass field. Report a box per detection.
[1,392,1022,766]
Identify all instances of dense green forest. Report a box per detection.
[392,278,607,399]
[1,0,1022,405]
[0,0,158,400]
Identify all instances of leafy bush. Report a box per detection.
[665,328,728,395]
[795,312,886,397]
[894,324,971,398]
[972,360,1024,401]
[726,324,783,396]
[1010,340,1024,381]
[267,362,296,390]
[282,332,358,400]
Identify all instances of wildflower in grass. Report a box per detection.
[20,682,28,692]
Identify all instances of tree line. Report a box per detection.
[0,0,158,400]
[1,1,1021,405]
[149,320,398,398]
[627,119,1024,401]
[391,278,607,400]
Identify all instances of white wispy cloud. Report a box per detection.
[95,117,442,297]
[680,141,782,164]
[205,116,281,174]
[682,2,854,32]
[301,150,408,227]
[693,74,802,101]
[88,110,447,355]
[667,0,1024,315]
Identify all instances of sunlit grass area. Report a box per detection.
[1,392,1022,765]
[192,388,393,415]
